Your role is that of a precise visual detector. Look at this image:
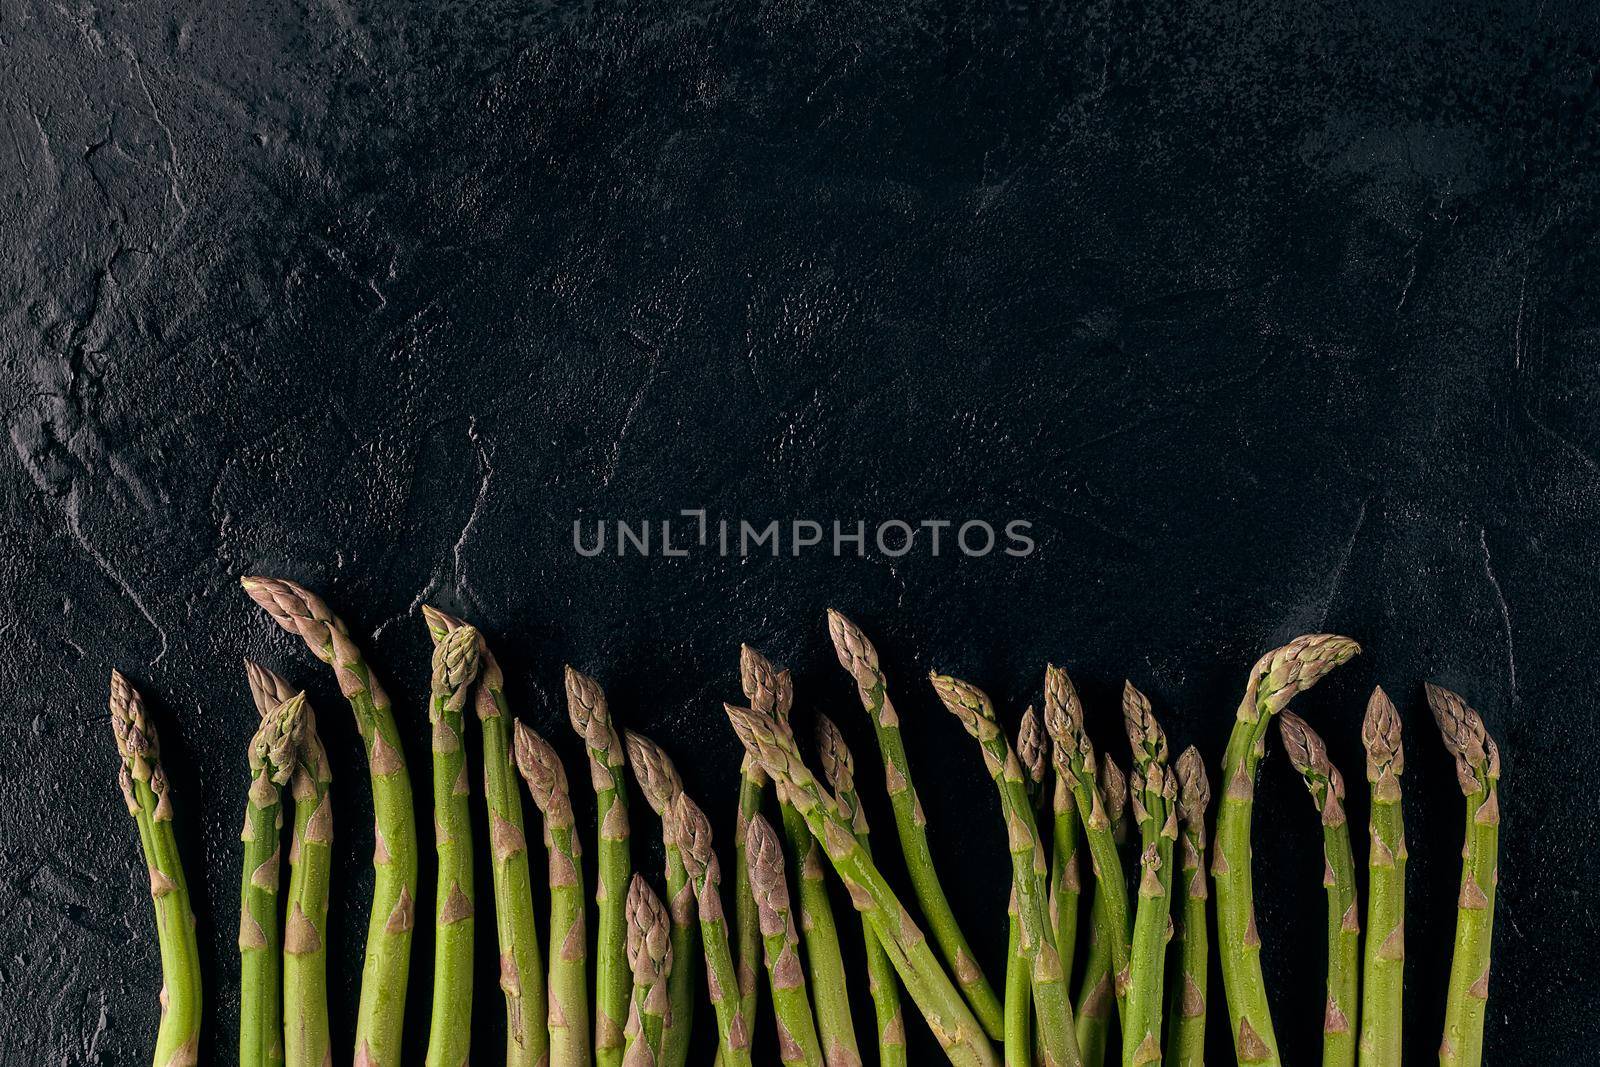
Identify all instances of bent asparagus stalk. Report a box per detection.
[1279,712,1359,1067]
[747,813,826,1067]
[514,721,592,1067]
[624,875,674,1067]
[110,671,203,1067]
[624,732,698,1067]
[827,610,1004,1039]
[1121,683,1177,1067]
[1214,634,1361,1065]
[1164,747,1210,1067]
[241,577,416,1067]
[1074,758,1128,1067]
[676,792,756,1067]
[1358,686,1405,1067]
[422,607,547,1067]
[566,666,634,1067]
[1425,684,1501,1067]
[725,701,1000,1067]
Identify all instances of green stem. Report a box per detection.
[781,797,860,1066]
[733,760,766,1056]
[748,814,826,1067]
[1358,687,1405,1067]
[1163,748,1209,1067]
[241,693,304,1067]
[1073,890,1115,1067]
[283,713,334,1067]
[1004,904,1031,1067]
[1120,684,1175,1067]
[676,793,756,1067]
[1049,777,1081,999]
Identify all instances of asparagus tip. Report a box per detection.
[626,874,672,985]
[512,720,572,821]
[1424,683,1500,792]
[1017,704,1046,790]
[1175,746,1210,826]
[815,713,854,793]
[251,691,308,785]
[623,730,685,819]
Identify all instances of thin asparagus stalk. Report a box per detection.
[747,813,826,1067]
[1044,729,1083,1021]
[1164,747,1210,1067]
[1016,703,1050,1066]
[624,875,674,1067]
[566,666,634,1067]
[424,624,482,1067]
[1043,665,1131,1028]
[1279,711,1359,1067]
[1214,634,1361,1065]
[1120,683,1177,1067]
[109,670,203,1067]
[1425,684,1501,1067]
[1073,757,1127,1067]
[725,701,1000,1067]
[422,608,548,1067]
[676,792,756,1067]
[818,713,908,1067]
[514,721,592,1067]
[1004,893,1030,1067]
[624,732,698,1067]
[932,674,1079,1067]
[827,610,1005,1039]
[735,645,779,1054]
[240,577,416,1067]
[1358,686,1405,1067]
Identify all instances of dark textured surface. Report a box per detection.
[3,0,1598,1062]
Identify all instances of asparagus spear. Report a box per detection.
[1425,684,1501,1067]
[514,721,592,1067]
[724,701,1000,1067]
[1214,634,1360,1065]
[735,645,778,1053]
[1074,757,1128,1067]
[566,666,634,1067]
[818,713,908,1067]
[624,875,675,1067]
[1279,711,1359,1067]
[624,732,698,1067]
[1042,665,1131,1029]
[421,607,548,1067]
[109,671,203,1067]
[747,812,827,1067]
[676,792,757,1067]
[240,577,416,1067]
[424,624,482,1067]
[932,674,1079,1067]
[1358,687,1405,1067]
[1007,708,1043,1067]
[827,610,1005,1039]
[1164,747,1210,1067]
[1044,732,1082,1027]
[1120,683,1177,1067]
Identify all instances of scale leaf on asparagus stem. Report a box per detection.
[1358,686,1405,1067]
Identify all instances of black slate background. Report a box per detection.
[4,0,1599,1063]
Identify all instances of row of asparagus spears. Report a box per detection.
[105,575,1502,1067]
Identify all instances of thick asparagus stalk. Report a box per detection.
[625,731,698,1067]
[1279,712,1359,1067]
[827,610,1004,1039]
[1120,683,1177,1067]
[624,875,674,1067]
[735,645,778,1051]
[1074,758,1128,1067]
[932,673,1079,1067]
[724,701,1000,1067]
[514,721,592,1067]
[240,577,416,1067]
[1425,684,1501,1067]
[1164,747,1210,1067]
[748,813,827,1067]
[566,666,634,1067]
[421,608,547,1067]
[109,671,203,1067]
[676,792,756,1067]
[818,713,908,1067]
[1214,634,1361,1065]
[1358,686,1405,1067]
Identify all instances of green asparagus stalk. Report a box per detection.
[1120,683,1177,1067]
[566,666,634,1067]
[240,577,416,1067]
[747,812,827,1067]
[724,701,1000,1067]
[1214,634,1360,1065]
[514,721,592,1067]
[1164,747,1210,1067]
[735,645,778,1053]
[1042,664,1131,1029]
[1358,686,1405,1067]
[1279,711,1359,1067]
[1045,731,1082,1017]
[932,674,1079,1067]
[624,875,675,1067]
[421,607,547,1067]
[1017,701,1053,1064]
[827,611,1005,1039]
[624,732,698,1067]
[817,713,908,1067]
[110,671,203,1067]
[676,792,757,1067]
[246,663,335,1067]
[1425,684,1501,1067]
[424,624,482,1067]
[1073,757,1128,1067]
[1003,895,1029,1067]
